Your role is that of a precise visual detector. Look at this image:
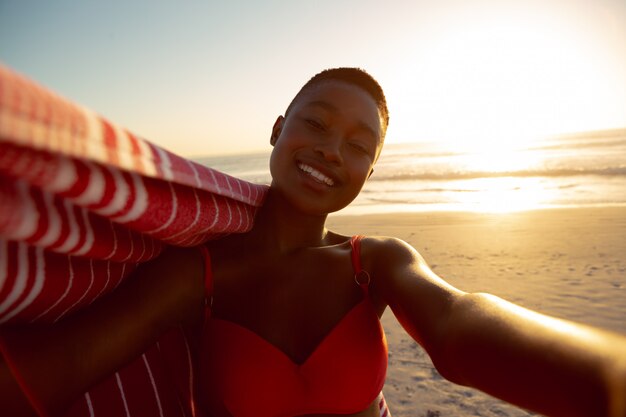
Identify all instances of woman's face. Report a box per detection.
[269,80,383,215]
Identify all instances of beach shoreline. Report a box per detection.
[327,206,626,416]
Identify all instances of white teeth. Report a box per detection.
[298,163,335,186]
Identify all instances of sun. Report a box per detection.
[381,1,625,155]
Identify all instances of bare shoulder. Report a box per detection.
[364,234,461,291]
[364,235,419,255]
[360,235,428,276]
[358,236,465,358]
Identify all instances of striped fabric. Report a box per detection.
[0,63,268,325]
[377,391,392,417]
[0,63,267,416]
[60,327,198,417]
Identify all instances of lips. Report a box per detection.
[297,162,335,187]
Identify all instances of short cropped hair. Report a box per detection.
[285,68,389,140]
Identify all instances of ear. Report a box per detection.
[270,116,285,146]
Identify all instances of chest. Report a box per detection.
[207,245,365,364]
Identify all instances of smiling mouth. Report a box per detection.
[297,162,335,186]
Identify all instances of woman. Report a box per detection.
[2,68,625,417]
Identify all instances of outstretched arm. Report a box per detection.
[0,246,205,417]
[373,237,626,417]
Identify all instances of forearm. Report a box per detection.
[0,246,205,416]
[439,293,626,417]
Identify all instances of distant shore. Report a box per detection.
[327,206,626,416]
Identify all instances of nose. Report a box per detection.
[313,136,343,164]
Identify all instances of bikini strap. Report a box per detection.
[198,245,213,322]
[350,235,370,294]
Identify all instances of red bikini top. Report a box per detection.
[197,236,388,417]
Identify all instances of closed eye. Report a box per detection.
[306,118,326,131]
[349,141,370,154]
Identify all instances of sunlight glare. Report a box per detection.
[456,147,542,174]
[382,1,625,154]
[454,177,553,213]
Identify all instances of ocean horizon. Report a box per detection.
[193,128,626,215]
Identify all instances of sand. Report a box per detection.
[326,206,626,417]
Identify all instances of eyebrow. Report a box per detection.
[305,100,380,141]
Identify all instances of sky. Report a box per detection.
[1,0,625,157]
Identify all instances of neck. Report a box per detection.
[249,188,330,254]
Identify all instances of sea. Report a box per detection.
[194,128,626,215]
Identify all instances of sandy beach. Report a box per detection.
[327,206,626,417]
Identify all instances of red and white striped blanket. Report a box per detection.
[0,64,268,416]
